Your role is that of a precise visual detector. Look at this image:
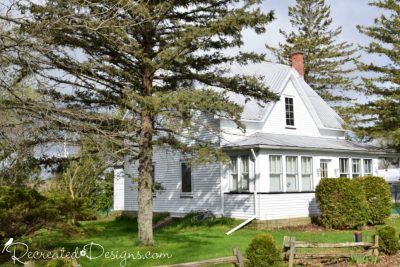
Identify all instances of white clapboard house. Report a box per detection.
[114,53,398,222]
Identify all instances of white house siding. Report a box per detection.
[117,113,223,216]
[223,193,255,219]
[259,193,319,220]
[223,193,318,220]
[261,79,322,137]
[120,148,222,216]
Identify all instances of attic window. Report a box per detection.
[285,97,295,126]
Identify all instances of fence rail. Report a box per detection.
[155,248,245,267]
[283,235,379,267]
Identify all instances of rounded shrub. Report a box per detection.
[315,178,368,229]
[376,225,399,255]
[245,234,281,267]
[354,176,392,225]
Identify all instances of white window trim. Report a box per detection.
[180,162,193,198]
[351,158,361,178]
[319,159,330,179]
[269,155,283,192]
[284,97,295,127]
[339,158,350,178]
[285,155,299,192]
[301,156,314,191]
[229,155,251,192]
[363,158,373,176]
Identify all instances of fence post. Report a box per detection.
[283,236,290,260]
[373,235,379,256]
[233,248,244,267]
[288,237,296,267]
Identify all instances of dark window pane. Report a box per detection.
[151,164,155,192]
[181,163,192,193]
[285,97,294,126]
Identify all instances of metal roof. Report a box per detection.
[223,132,385,153]
[226,62,292,121]
[298,78,344,129]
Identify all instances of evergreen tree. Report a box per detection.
[2,0,277,245]
[351,0,400,150]
[266,0,358,103]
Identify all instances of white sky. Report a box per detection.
[241,0,385,65]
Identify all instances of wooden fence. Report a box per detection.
[155,248,245,267]
[283,235,379,267]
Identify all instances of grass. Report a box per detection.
[2,216,400,267]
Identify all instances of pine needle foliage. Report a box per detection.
[266,0,358,103]
[1,0,277,245]
[350,0,400,150]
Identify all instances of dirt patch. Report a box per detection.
[292,252,400,266]
[278,223,326,232]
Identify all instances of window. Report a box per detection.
[240,156,250,191]
[320,160,329,178]
[181,163,192,193]
[230,157,238,191]
[302,157,313,191]
[229,156,250,192]
[364,159,372,175]
[269,155,283,192]
[285,97,295,126]
[339,158,349,177]
[286,156,298,191]
[352,159,361,178]
[151,164,155,193]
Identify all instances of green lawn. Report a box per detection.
[2,215,400,267]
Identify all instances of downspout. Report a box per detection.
[226,148,258,235]
[251,148,258,219]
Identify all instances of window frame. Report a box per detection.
[301,156,313,191]
[229,157,238,192]
[352,159,361,178]
[240,156,250,191]
[363,159,373,175]
[269,155,283,192]
[285,97,295,126]
[286,156,299,192]
[320,159,329,179]
[181,162,192,194]
[229,155,251,192]
[151,164,156,194]
[339,158,349,178]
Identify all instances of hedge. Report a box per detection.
[354,176,392,225]
[376,225,399,255]
[315,178,368,229]
[245,234,282,267]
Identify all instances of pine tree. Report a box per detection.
[2,1,277,245]
[351,0,400,150]
[266,0,358,103]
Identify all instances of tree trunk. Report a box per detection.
[137,63,154,245]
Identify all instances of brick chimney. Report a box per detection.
[291,52,304,76]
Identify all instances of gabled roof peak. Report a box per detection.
[226,61,344,130]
